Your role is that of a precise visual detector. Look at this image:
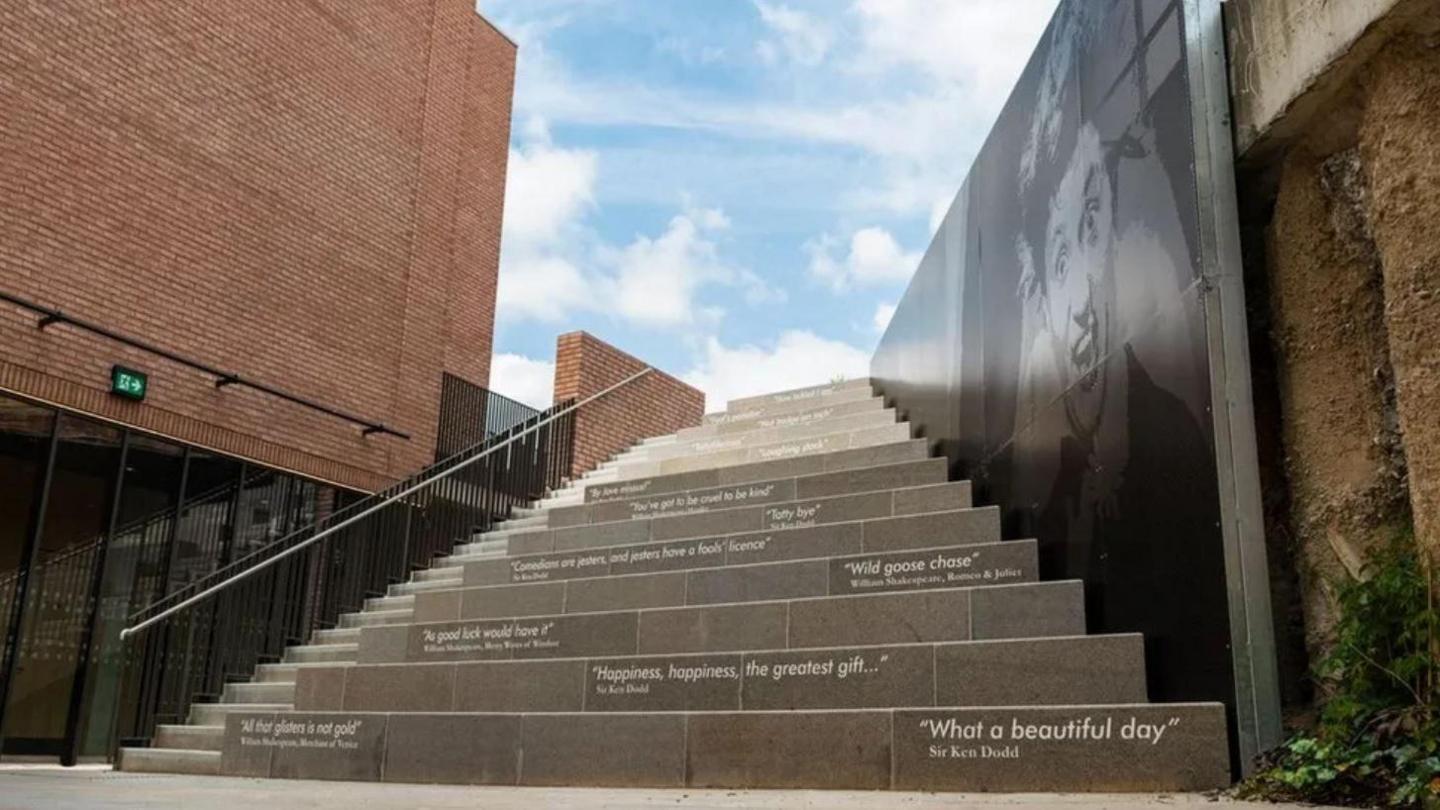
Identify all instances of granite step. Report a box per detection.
[387,577,463,596]
[312,627,362,644]
[190,701,293,726]
[581,440,931,505]
[293,634,1146,715]
[338,608,414,628]
[284,643,359,664]
[546,458,948,528]
[223,681,298,704]
[363,595,415,612]
[355,580,1084,666]
[502,486,985,557]
[606,423,913,480]
[679,396,885,439]
[414,541,1038,623]
[117,747,220,776]
[453,508,999,567]
[154,723,224,752]
[718,378,876,415]
[458,513,1014,590]
[621,409,900,462]
[210,703,1228,791]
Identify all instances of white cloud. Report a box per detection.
[872,302,897,334]
[807,226,920,291]
[603,209,731,328]
[850,0,1058,111]
[502,118,597,246]
[683,330,871,408]
[754,2,833,67]
[497,117,600,322]
[498,122,772,329]
[489,353,556,408]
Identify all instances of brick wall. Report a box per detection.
[552,332,706,479]
[0,1,514,492]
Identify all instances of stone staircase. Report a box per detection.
[117,378,1230,791]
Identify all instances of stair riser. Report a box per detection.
[190,703,292,726]
[549,459,948,528]
[629,410,899,461]
[682,397,884,439]
[120,748,220,776]
[619,423,912,480]
[582,440,928,505]
[154,725,224,752]
[357,581,1083,666]
[284,646,357,664]
[339,610,413,628]
[713,380,875,419]
[214,704,1228,791]
[224,683,297,704]
[509,488,985,557]
[295,635,1144,713]
[416,541,1037,623]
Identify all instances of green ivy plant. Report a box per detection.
[1240,531,1440,807]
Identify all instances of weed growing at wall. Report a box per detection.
[1239,531,1439,807]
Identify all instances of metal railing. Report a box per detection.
[109,368,649,747]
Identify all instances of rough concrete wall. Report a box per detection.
[1357,35,1440,569]
[1264,145,1410,663]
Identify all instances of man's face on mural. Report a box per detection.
[1040,125,1114,427]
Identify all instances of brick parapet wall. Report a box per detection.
[552,332,705,479]
[0,1,514,492]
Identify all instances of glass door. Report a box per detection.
[0,414,122,756]
[0,396,58,752]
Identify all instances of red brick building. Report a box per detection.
[0,0,515,492]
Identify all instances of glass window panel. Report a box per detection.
[78,435,185,757]
[1,414,122,753]
[0,396,56,708]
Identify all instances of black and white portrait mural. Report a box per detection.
[872,0,1277,768]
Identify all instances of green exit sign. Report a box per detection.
[111,365,148,401]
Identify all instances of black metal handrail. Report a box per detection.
[0,290,409,439]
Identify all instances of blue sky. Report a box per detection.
[478,0,1059,410]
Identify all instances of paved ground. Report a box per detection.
[0,766,1321,810]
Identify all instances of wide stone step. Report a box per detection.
[254,662,349,683]
[624,409,899,462]
[456,509,1000,578]
[190,701,293,726]
[680,396,885,440]
[721,378,875,414]
[152,717,223,749]
[338,608,414,628]
[213,703,1228,791]
[387,578,463,596]
[313,627,362,644]
[224,681,297,704]
[294,634,1145,714]
[119,746,221,776]
[363,594,415,612]
[548,458,948,528]
[154,723,224,751]
[609,423,913,480]
[284,643,358,664]
[414,541,1037,623]
[582,440,930,505]
[356,580,1083,665]
[504,484,982,557]
[413,565,464,582]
